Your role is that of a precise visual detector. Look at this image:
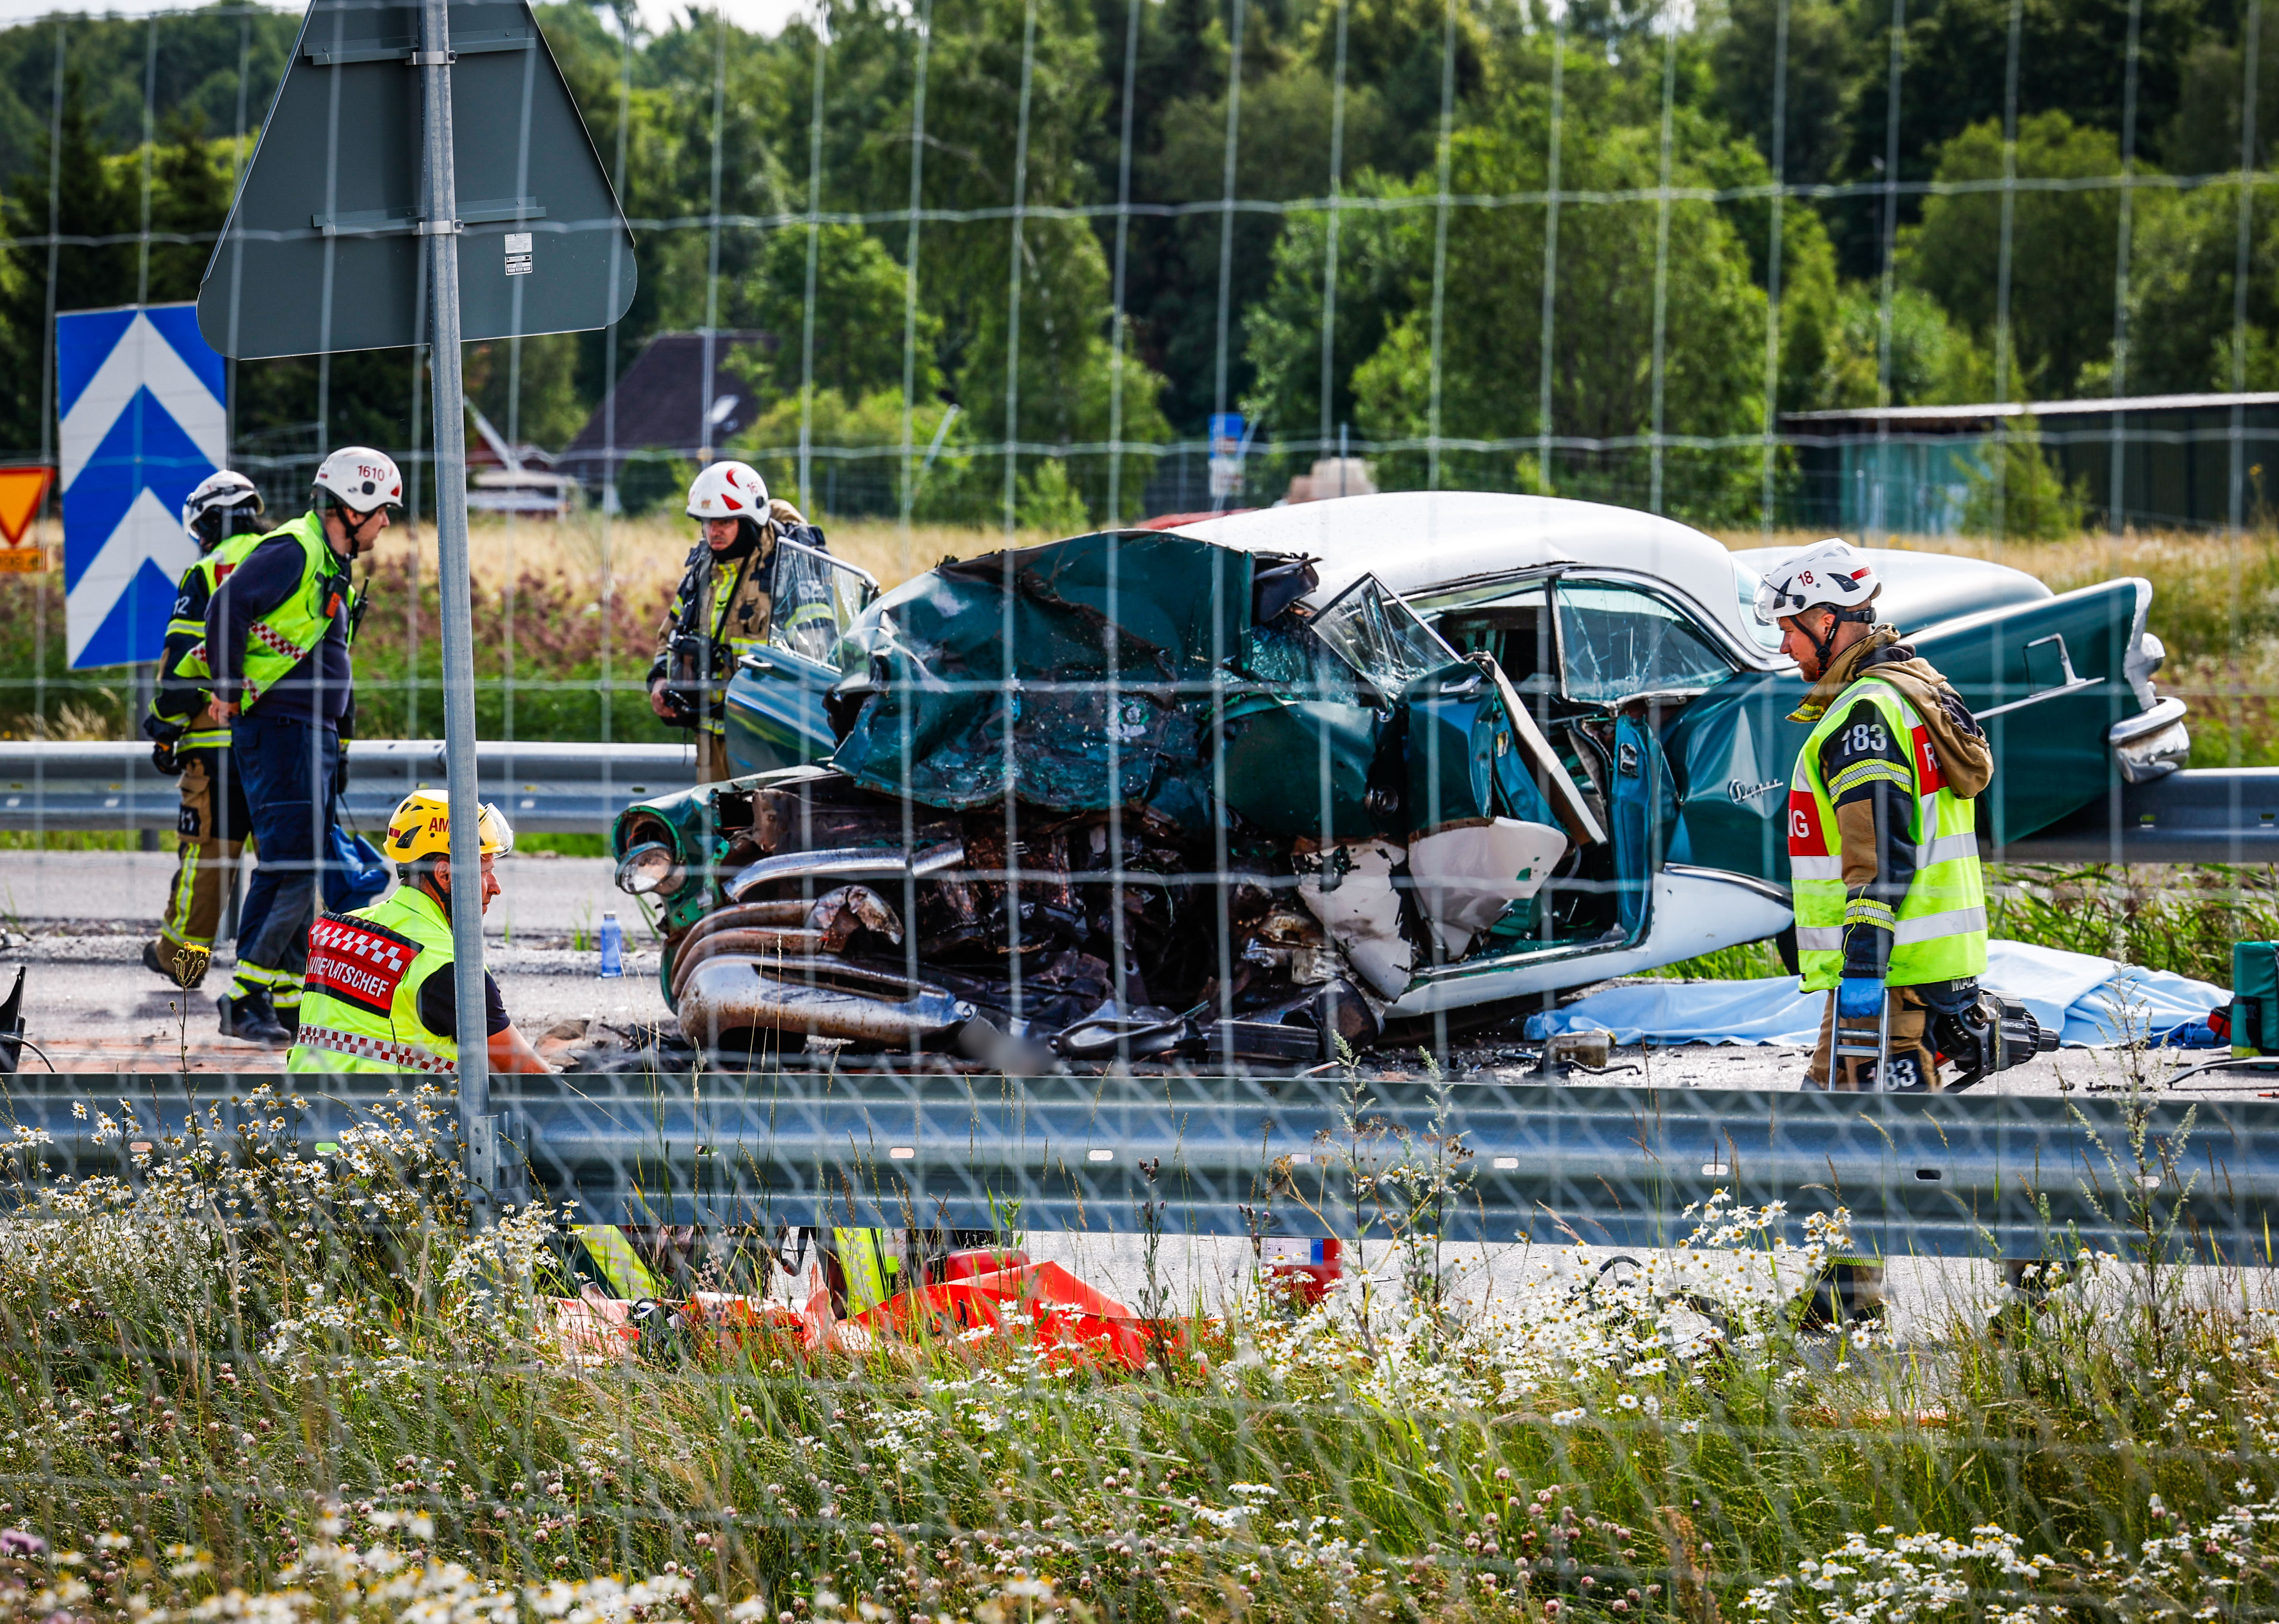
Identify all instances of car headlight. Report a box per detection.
[616,841,685,896]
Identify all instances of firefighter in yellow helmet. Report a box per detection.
[286,790,550,1076]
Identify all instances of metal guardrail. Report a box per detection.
[7,739,2276,858]
[3,1071,2271,1261]
[1997,765,2279,863]
[0,739,696,835]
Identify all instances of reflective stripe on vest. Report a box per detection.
[1787,675,1987,992]
[153,531,270,736]
[238,512,351,709]
[293,1021,455,1074]
[286,886,460,1075]
[833,1227,895,1313]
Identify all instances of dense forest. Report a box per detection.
[0,0,2269,523]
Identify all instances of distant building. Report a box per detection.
[1781,393,2279,536]
[557,331,773,511]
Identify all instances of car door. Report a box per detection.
[724,540,880,776]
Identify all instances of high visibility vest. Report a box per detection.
[229,511,355,710]
[576,1225,663,1299]
[833,1227,897,1312]
[1787,676,1987,992]
[287,885,462,1074]
[160,529,268,749]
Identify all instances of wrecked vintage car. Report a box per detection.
[613,491,2188,1061]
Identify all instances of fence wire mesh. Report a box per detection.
[4,0,2279,1619]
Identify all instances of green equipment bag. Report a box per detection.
[2227,942,2279,1058]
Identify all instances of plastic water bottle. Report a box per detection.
[598,910,624,978]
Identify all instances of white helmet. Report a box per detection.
[686,460,767,520]
[181,470,263,550]
[1752,537,1881,625]
[312,446,404,515]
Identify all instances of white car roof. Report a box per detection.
[1164,491,1760,651]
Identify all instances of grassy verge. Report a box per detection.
[0,1081,2270,1624]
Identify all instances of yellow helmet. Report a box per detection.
[384,790,516,864]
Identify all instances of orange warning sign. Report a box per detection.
[0,546,41,574]
[0,467,53,545]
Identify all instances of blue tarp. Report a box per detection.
[1524,940,2227,1049]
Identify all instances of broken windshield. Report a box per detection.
[1310,574,1461,698]
[770,539,880,665]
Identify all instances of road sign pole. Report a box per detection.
[418,0,492,1216]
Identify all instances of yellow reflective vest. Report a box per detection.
[287,885,462,1074]
[154,529,268,748]
[229,511,356,710]
[1787,676,1987,992]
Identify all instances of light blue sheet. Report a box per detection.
[1522,939,2227,1049]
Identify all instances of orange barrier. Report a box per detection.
[541,1260,1189,1371]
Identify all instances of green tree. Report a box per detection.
[2123,178,2279,394]
[1335,81,1772,519]
[2162,20,2279,178]
[1709,0,1860,192]
[1134,67,1396,432]
[1808,284,1997,408]
[736,222,944,404]
[1828,0,2204,278]
[912,0,1172,520]
[1241,171,1418,452]
[1900,111,2145,398]
[465,335,591,452]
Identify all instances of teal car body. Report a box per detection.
[617,493,2188,1047]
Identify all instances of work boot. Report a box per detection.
[273,999,302,1043]
[216,987,292,1048]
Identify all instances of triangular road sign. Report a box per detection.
[0,467,53,545]
[197,0,637,360]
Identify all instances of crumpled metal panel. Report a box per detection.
[831,533,1254,821]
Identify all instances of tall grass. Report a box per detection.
[4,1082,2279,1623]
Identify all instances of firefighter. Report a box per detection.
[205,447,398,1046]
[286,790,550,1076]
[141,472,267,989]
[646,462,824,782]
[1757,537,1996,1320]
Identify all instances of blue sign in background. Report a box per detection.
[58,304,227,670]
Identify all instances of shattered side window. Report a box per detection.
[1310,574,1460,698]
[770,540,879,666]
[1555,581,1735,703]
[1233,618,1367,702]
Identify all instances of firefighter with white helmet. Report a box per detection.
[139,472,268,990]
[204,446,401,1046]
[287,790,551,1076]
[1758,536,1995,1319]
[647,460,825,782]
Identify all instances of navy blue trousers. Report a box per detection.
[231,710,340,991]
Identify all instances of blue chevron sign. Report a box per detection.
[58,304,228,669]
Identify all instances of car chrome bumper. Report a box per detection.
[2110,695,2190,784]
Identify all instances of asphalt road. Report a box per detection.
[0,851,2241,1098]
[2,851,671,1070]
